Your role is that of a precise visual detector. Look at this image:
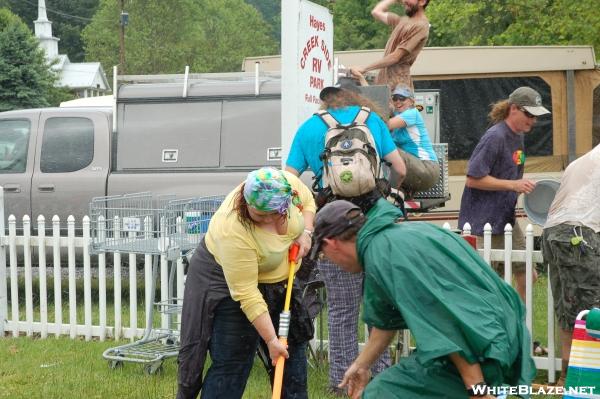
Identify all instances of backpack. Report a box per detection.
[316,107,381,198]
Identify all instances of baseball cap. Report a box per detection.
[319,77,361,101]
[508,87,551,116]
[392,85,414,99]
[309,200,363,260]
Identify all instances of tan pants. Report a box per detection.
[395,150,440,193]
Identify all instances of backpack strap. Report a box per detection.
[315,110,341,129]
[353,106,371,125]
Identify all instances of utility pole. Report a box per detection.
[119,0,128,74]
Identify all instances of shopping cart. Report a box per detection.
[89,192,225,374]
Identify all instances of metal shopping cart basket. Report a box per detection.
[90,192,225,374]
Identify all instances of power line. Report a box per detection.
[21,0,95,23]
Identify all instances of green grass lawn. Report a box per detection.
[1,274,562,398]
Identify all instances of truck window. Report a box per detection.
[40,117,94,173]
[0,119,31,173]
[416,76,552,160]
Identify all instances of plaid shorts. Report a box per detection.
[542,224,600,330]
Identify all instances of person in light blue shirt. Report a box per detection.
[285,80,406,397]
[388,85,439,195]
[286,88,405,190]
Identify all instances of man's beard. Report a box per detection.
[404,3,419,17]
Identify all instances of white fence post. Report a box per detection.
[83,216,92,341]
[0,186,7,336]
[128,230,137,340]
[503,223,513,284]
[98,216,107,341]
[113,216,122,340]
[68,216,77,339]
[38,216,48,338]
[462,222,471,236]
[144,217,152,327]
[9,215,18,337]
[482,223,492,264]
[23,215,33,336]
[525,224,534,345]
[52,216,62,337]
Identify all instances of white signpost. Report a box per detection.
[281,0,334,167]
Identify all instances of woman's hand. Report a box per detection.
[339,361,371,399]
[294,230,312,261]
[266,336,289,366]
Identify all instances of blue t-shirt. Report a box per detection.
[286,106,397,182]
[390,108,437,161]
[458,121,525,235]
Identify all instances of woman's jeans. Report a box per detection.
[201,296,308,399]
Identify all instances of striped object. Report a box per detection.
[564,310,600,399]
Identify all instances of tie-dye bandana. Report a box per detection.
[243,168,293,214]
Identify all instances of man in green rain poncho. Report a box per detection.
[309,199,536,399]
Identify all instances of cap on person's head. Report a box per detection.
[392,85,414,99]
[508,87,551,116]
[309,200,362,260]
[319,77,361,101]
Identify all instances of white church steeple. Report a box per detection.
[34,0,59,59]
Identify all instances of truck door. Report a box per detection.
[31,110,110,224]
[0,113,39,222]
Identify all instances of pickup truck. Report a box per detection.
[0,77,282,226]
[0,75,447,227]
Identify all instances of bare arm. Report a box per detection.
[388,115,407,130]
[252,312,289,365]
[383,149,406,186]
[371,0,398,24]
[466,175,536,194]
[339,328,396,399]
[353,48,408,75]
[448,353,496,399]
[285,166,300,177]
[294,209,315,260]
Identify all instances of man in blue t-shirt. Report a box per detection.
[458,86,550,301]
[285,81,406,396]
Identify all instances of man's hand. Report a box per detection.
[339,362,371,399]
[512,178,536,194]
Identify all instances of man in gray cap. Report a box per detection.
[310,198,535,399]
[458,86,551,302]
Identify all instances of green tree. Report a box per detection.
[0,8,64,111]
[425,0,600,55]
[317,0,600,57]
[5,0,99,62]
[83,0,278,76]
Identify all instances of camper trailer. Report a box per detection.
[245,45,600,222]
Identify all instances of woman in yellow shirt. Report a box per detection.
[177,167,316,399]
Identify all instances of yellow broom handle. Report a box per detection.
[271,243,300,399]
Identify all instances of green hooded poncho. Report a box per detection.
[357,199,536,398]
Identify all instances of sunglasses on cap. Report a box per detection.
[518,106,536,119]
[392,94,408,102]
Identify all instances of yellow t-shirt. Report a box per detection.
[205,172,316,322]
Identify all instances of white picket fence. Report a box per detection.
[0,201,560,382]
[0,212,186,343]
